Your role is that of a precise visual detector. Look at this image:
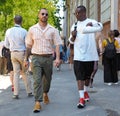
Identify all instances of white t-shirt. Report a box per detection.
[69,18,103,61]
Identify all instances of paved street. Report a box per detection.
[0,63,120,116]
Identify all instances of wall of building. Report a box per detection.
[62,0,120,40]
[118,0,120,31]
[101,0,111,23]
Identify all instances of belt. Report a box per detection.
[33,54,52,57]
[11,50,25,52]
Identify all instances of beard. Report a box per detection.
[41,18,48,23]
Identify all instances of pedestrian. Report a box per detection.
[66,41,70,64]
[63,38,68,63]
[0,41,7,74]
[69,5,103,108]
[89,31,103,88]
[102,30,119,85]
[2,46,14,91]
[24,8,62,113]
[4,15,33,99]
[69,42,74,69]
[114,30,120,71]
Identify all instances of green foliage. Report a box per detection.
[0,0,63,41]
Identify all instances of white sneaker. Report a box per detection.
[107,83,112,86]
[114,82,118,85]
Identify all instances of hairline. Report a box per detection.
[39,8,48,13]
[76,5,86,12]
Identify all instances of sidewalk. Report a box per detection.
[0,63,120,116]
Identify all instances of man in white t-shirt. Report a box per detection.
[69,5,103,108]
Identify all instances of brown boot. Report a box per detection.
[33,101,41,113]
[43,93,49,104]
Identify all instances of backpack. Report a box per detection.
[104,39,116,59]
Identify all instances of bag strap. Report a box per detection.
[106,38,115,44]
[106,39,110,44]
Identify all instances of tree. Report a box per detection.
[0,0,14,33]
[0,0,63,41]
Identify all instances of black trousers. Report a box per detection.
[103,56,118,83]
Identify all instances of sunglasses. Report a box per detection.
[41,13,48,16]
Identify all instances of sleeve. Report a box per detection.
[25,28,33,48]
[102,39,107,48]
[82,22,103,34]
[4,29,10,49]
[53,29,62,45]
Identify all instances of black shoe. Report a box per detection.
[12,95,19,99]
[28,93,34,97]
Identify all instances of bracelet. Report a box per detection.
[69,39,74,44]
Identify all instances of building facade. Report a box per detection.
[62,0,120,39]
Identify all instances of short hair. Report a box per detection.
[114,29,120,37]
[77,5,86,12]
[14,15,22,24]
[39,8,48,13]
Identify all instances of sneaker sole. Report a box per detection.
[33,109,40,113]
[85,99,89,102]
[12,95,19,99]
[77,104,85,109]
